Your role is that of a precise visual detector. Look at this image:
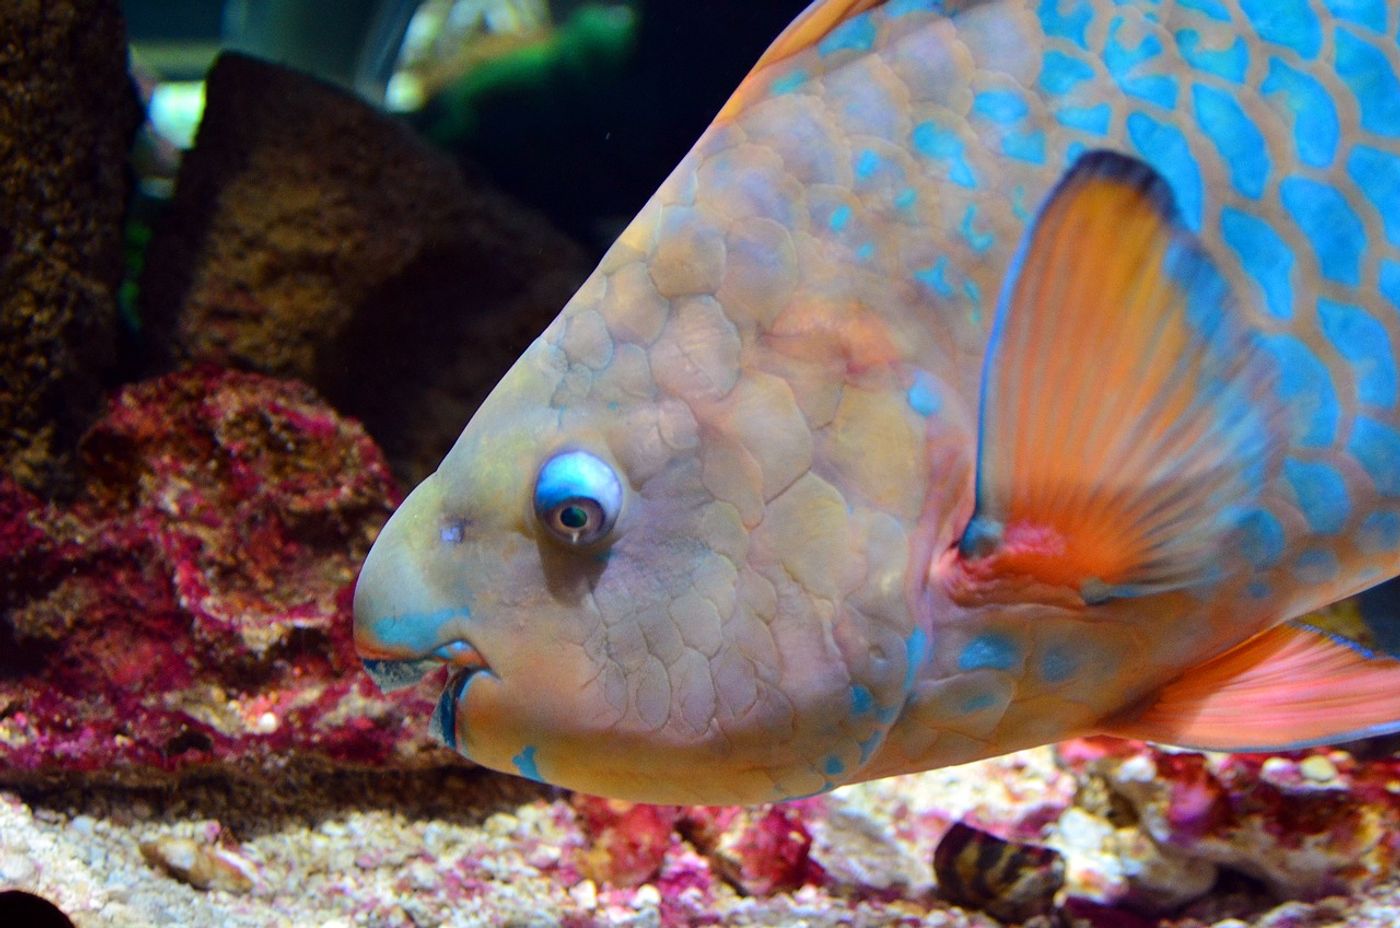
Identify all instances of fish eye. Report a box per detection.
[533,450,622,546]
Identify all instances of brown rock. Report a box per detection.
[0,0,142,494]
[141,53,590,484]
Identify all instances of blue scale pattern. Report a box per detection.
[1239,0,1323,59]
[1318,300,1397,408]
[1348,146,1400,247]
[1260,59,1340,168]
[1280,178,1365,285]
[1103,18,1178,108]
[1220,207,1294,320]
[1177,29,1248,83]
[1324,0,1388,33]
[1192,84,1269,198]
[1334,29,1400,137]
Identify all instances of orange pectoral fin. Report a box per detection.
[1101,621,1400,751]
[950,151,1283,607]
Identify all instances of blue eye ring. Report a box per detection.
[533,450,623,546]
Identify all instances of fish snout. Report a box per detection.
[353,476,487,691]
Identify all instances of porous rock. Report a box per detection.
[0,0,142,494]
[0,366,448,782]
[140,52,590,484]
[1056,738,1400,909]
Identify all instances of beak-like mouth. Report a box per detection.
[360,638,489,692]
[429,666,480,752]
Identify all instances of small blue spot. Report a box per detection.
[1039,50,1096,95]
[1220,207,1294,320]
[1037,0,1094,50]
[907,371,941,417]
[915,257,956,298]
[850,684,875,715]
[1318,300,1396,408]
[1178,0,1231,20]
[961,692,998,713]
[1335,29,1400,136]
[973,90,1029,124]
[1193,84,1269,198]
[1348,146,1400,248]
[1040,646,1077,683]
[1056,104,1112,134]
[1260,334,1339,445]
[1383,261,1400,312]
[1350,417,1400,497]
[895,187,919,212]
[1294,548,1340,583]
[963,279,983,322]
[771,69,809,95]
[904,628,931,691]
[1280,178,1365,285]
[960,205,996,253]
[1126,113,1203,230]
[1247,580,1272,599]
[1284,458,1351,534]
[1240,0,1322,58]
[958,634,1020,672]
[1360,511,1400,551]
[513,745,544,782]
[1261,59,1339,168]
[1177,30,1248,83]
[1004,130,1048,164]
[856,242,876,261]
[1065,140,1089,165]
[855,149,883,180]
[1012,186,1031,220]
[1237,508,1286,568]
[1104,18,1178,108]
[823,755,846,776]
[829,205,853,232]
[818,14,878,56]
[912,121,978,188]
[1324,0,1387,32]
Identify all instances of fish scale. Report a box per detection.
[351,0,1400,805]
[715,0,1400,625]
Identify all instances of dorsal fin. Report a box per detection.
[716,0,884,123]
[753,0,884,72]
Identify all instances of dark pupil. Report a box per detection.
[559,505,590,530]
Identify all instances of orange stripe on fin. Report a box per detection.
[1102,622,1400,750]
[716,0,882,124]
[951,151,1284,606]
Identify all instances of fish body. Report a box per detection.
[354,0,1400,804]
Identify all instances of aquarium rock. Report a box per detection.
[0,366,449,782]
[0,0,142,495]
[1057,738,1400,905]
[139,52,590,485]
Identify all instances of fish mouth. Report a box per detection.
[360,638,490,692]
[429,666,481,752]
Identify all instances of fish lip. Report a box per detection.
[360,638,490,693]
[430,665,488,752]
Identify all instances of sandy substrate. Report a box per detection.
[1,749,1397,927]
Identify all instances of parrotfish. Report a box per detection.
[354,0,1400,805]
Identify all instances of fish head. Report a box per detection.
[353,280,926,804]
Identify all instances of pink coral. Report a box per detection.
[0,366,446,779]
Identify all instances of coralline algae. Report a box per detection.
[0,366,446,779]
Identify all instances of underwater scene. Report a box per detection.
[5,0,1400,925]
